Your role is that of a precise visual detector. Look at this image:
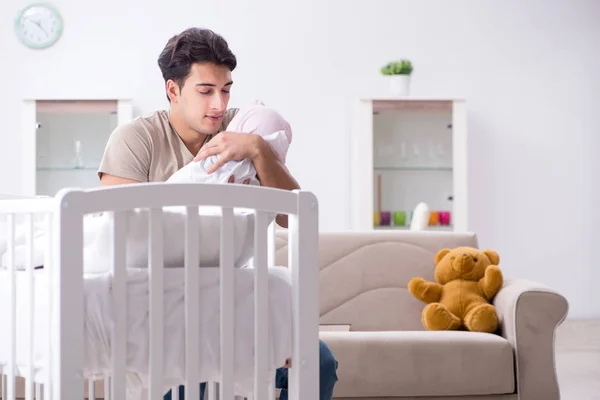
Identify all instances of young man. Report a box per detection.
[97,27,338,400]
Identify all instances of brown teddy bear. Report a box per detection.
[408,247,503,333]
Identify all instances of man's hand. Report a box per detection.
[194,131,261,174]
[195,131,300,228]
[227,175,250,185]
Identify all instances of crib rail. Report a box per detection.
[0,183,319,400]
[73,182,300,216]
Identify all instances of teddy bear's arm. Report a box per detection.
[408,277,443,304]
[478,265,504,301]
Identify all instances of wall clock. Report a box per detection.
[14,3,63,49]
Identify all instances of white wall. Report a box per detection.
[1,0,599,318]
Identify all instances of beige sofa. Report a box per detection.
[274,230,569,400]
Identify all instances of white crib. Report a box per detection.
[0,183,320,400]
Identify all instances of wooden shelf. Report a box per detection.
[359,97,463,113]
[36,100,119,114]
[373,99,453,113]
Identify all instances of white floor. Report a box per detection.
[555,319,600,400]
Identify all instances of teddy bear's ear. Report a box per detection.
[435,248,452,264]
[483,249,500,265]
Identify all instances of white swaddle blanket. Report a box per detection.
[166,100,292,185]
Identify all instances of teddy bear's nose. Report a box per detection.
[453,253,475,274]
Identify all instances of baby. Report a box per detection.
[167,100,292,185]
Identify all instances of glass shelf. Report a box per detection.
[374,166,452,171]
[375,225,454,231]
[37,167,99,171]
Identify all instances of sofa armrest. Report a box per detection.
[493,279,568,400]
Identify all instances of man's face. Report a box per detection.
[168,62,233,135]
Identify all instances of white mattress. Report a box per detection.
[0,266,293,397]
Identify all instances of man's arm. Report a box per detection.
[251,138,300,228]
[100,174,141,186]
[97,122,151,186]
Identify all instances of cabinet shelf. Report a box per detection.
[374,166,452,172]
[375,225,454,231]
[37,167,98,171]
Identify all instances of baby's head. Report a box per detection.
[226,101,292,162]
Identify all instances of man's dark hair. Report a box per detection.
[157,27,237,101]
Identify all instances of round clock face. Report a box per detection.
[15,3,63,49]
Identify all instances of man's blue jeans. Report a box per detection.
[164,340,338,400]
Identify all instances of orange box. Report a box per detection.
[429,211,439,226]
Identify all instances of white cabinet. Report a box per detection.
[350,97,468,232]
[21,99,133,196]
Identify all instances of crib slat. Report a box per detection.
[266,222,276,400]
[53,194,85,400]
[253,211,269,400]
[148,208,164,400]
[2,374,6,399]
[220,208,235,400]
[36,383,42,400]
[184,207,200,400]
[267,219,276,267]
[288,192,319,400]
[43,213,52,400]
[7,214,16,400]
[208,382,218,400]
[104,378,111,400]
[110,211,128,400]
[25,213,35,400]
[88,380,95,400]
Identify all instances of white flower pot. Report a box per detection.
[388,75,411,96]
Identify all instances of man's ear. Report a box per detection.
[435,248,452,264]
[166,80,180,103]
[483,249,500,265]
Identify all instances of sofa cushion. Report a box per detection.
[320,330,515,398]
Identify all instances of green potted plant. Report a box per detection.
[380,59,413,96]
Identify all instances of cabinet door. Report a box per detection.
[351,99,467,232]
[22,99,133,196]
[372,100,454,231]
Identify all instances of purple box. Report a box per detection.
[380,211,391,226]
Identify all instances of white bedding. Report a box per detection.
[0,266,293,397]
[0,205,266,273]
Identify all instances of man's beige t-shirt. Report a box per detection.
[98,109,238,182]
